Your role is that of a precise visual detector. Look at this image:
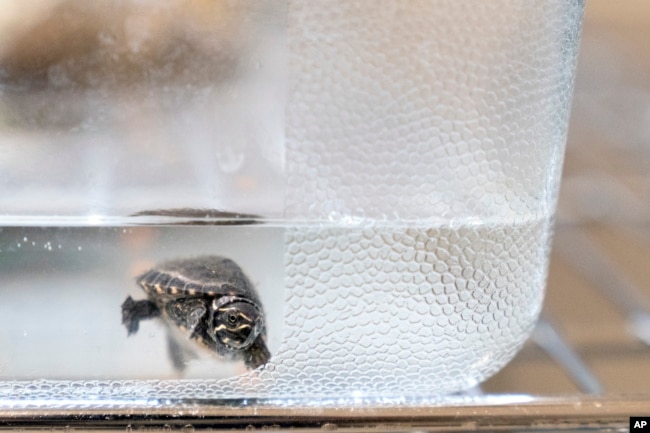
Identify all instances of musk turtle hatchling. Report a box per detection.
[121,255,270,370]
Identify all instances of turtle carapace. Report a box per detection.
[121,255,270,370]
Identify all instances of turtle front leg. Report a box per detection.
[243,337,271,370]
[121,296,160,335]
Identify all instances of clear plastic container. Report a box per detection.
[0,0,584,404]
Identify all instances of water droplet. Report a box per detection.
[17,243,21,248]
[78,246,83,251]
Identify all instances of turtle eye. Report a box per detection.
[227,313,239,325]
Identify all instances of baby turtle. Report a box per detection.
[121,255,270,370]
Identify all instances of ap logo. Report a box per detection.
[631,417,650,430]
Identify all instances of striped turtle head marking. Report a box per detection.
[210,296,263,351]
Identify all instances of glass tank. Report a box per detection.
[0,0,584,406]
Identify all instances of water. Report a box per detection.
[0,216,551,400]
[0,224,284,381]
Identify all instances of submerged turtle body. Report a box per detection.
[122,255,270,370]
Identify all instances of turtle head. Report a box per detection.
[210,296,264,351]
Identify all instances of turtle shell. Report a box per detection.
[137,255,260,302]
